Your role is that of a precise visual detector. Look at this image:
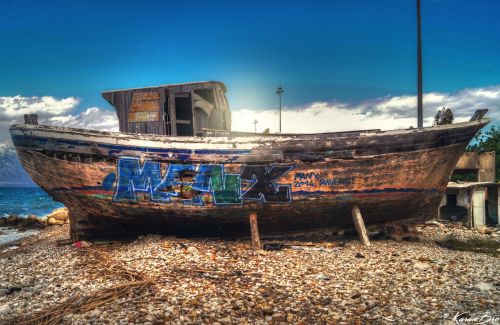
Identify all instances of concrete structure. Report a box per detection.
[440,182,499,227]
[454,151,496,182]
[440,152,499,227]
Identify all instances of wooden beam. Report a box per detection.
[192,92,215,116]
[191,90,197,136]
[352,205,371,247]
[168,92,177,136]
[249,213,261,250]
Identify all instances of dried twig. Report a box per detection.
[13,248,156,325]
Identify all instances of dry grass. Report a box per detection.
[11,248,156,325]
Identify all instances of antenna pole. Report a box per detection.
[417,0,423,128]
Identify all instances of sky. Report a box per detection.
[0,0,499,145]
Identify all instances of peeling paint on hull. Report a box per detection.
[9,120,488,240]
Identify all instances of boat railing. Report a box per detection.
[201,127,382,138]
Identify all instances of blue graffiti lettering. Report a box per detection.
[112,158,294,205]
[114,157,171,202]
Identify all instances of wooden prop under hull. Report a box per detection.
[10,119,488,240]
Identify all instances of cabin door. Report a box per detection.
[174,93,193,136]
[472,189,485,226]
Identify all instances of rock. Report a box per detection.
[0,230,5,235]
[4,287,21,295]
[0,303,10,314]
[355,252,365,258]
[47,217,64,226]
[263,242,285,251]
[476,226,493,235]
[186,246,198,254]
[19,215,45,229]
[6,215,20,226]
[474,282,494,291]
[315,274,330,281]
[26,215,38,222]
[425,220,445,228]
[44,208,69,223]
[73,241,92,248]
[414,262,431,270]
[80,241,92,248]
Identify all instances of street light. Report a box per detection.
[276,86,284,133]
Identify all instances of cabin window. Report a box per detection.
[128,92,160,122]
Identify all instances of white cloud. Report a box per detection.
[232,85,500,133]
[0,95,79,120]
[232,104,433,134]
[48,107,119,131]
[0,95,117,145]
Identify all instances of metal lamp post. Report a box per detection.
[276,86,284,133]
[417,0,423,128]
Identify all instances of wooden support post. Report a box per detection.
[69,212,79,242]
[351,205,371,247]
[249,213,261,250]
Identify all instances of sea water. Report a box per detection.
[0,187,65,218]
[0,187,64,247]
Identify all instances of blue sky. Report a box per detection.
[1,0,499,112]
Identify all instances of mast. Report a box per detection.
[417,0,423,128]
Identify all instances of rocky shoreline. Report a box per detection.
[0,208,69,248]
[0,219,498,324]
[0,207,69,231]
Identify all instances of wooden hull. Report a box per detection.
[10,120,488,240]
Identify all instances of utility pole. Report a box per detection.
[276,86,284,133]
[417,0,423,128]
[253,120,258,133]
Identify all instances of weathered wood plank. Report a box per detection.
[352,205,371,247]
[249,213,261,250]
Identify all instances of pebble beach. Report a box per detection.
[0,221,499,325]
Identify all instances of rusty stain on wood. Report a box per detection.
[131,91,160,102]
[128,112,160,123]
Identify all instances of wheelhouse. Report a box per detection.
[102,81,231,137]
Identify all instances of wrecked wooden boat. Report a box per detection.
[9,81,490,240]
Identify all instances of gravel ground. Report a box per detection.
[0,223,498,324]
